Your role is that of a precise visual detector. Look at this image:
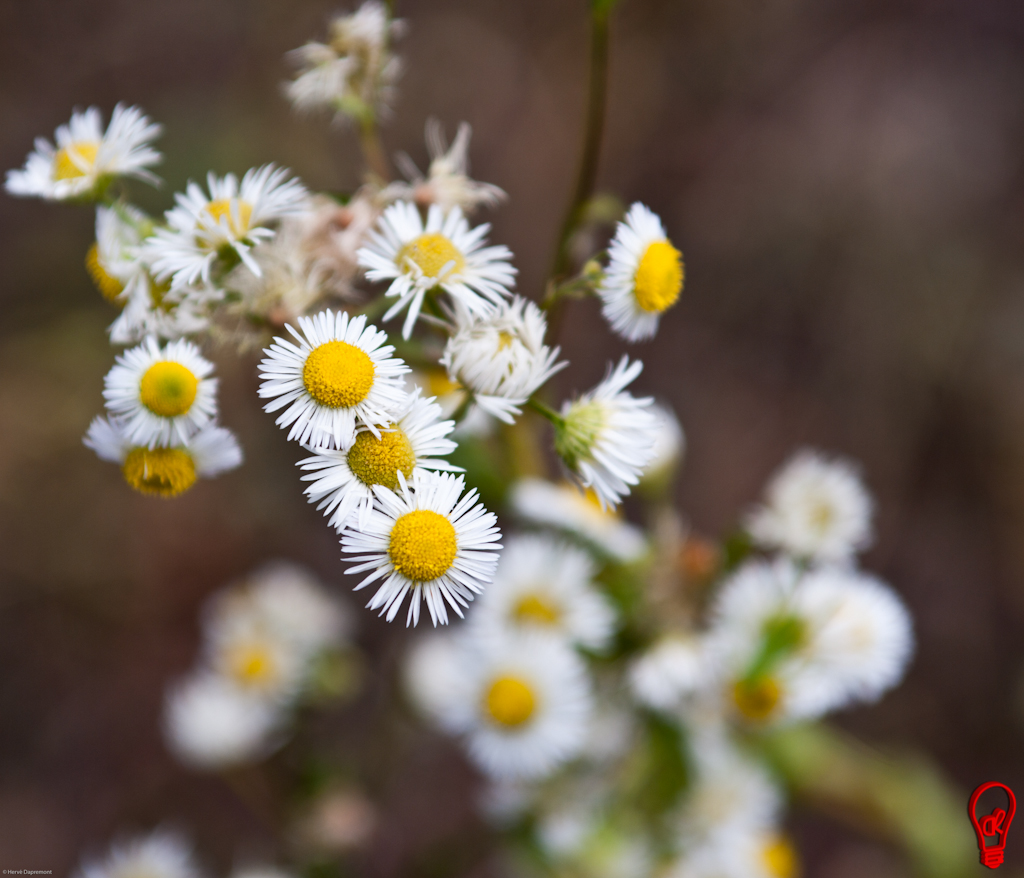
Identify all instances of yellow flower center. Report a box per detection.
[397,232,465,279]
[303,341,376,409]
[426,369,461,397]
[484,676,536,727]
[149,275,174,312]
[203,198,254,237]
[497,330,517,350]
[732,676,782,722]
[121,447,197,497]
[633,239,683,313]
[347,426,416,490]
[762,836,799,878]
[512,594,561,626]
[388,509,458,582]
[808,498,836,534]
[225,641,279,689]
[53,141,99,180]
[139,361,199,418]
[85,242,124,303]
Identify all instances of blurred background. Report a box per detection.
[2,0,1023,874]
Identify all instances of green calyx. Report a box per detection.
[554,401,605,469]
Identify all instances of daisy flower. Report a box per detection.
[430,632,594,781]
[510,478,647,562]
[385,119,506,213]
[628,635,706,711]
[86,204,149,305]
[440,296,566,424]
[638,402,686,490]
[597,202,684,342]
[258,309,409,450]
[473,533,615,651]
[6,104,162,201]
[107,275,213,345]
[554,356,658,509]
[299,389,461,532]
[746,449,873,564]
[358,201,516,338]
[101,336,218,447]
[145,165,309,287]
[163,673,282,769]
[84,415,241,498]
[73,829,199,878]
[340,470,502,626]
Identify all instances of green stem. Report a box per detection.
[526,397,565,428]
[359,114,391,183]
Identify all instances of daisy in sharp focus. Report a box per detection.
[145,165,309,287]
[598,202,684,343]
[358,201,516,339]
[258,309,409,450]
[299,388,462,532]
[84,415,241,498]
[440,296,566,424]
[473,533,616,652]
[73,828,199,878]
[554,356,658,510]
[341,470,502,626]
[101,337,219,448]
[6,104,162,201]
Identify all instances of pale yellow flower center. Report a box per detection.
[808,498,836,534]
[225,641,279,689]
[732,676,782,722]
[397,232,465,279]
[203,198,254,237]
[484,676,536,727]
[512,593,561,626]
[121,447,197,497]
[762,836,799,878]
[426,369,461,397]
[140,361,199,418]
[85,242,124,303]
[303,341,375,409]
[388,509,458,582]
[53,141,99,180]
[633,239,683,313]
[347,425,416,490]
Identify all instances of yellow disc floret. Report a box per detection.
[53,141,99,180]
[513,594,561,626]
[224,641,279,690]
[633,239,683,313]
[140,361,199,418]
[762,836,799,878]
[203,198,254,237]
[303,341,376,409]
[347,426,416,490]
[484,675,536,727]
[732,676,782,722]
[121,447,197,497]
[388,509,458,582]
[397,232,465,279]
[85,242,124,303]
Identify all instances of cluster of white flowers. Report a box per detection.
[164,561,350,769]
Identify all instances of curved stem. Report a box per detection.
[526,397,566,428]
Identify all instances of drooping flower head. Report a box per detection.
[6,104,162,201]
[87,204,150,305]
[340,470,502,626]
[598,202,684,343]
[358,201,516,338]
[258,309,409,450]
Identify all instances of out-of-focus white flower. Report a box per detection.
[666,832,799,878]
[87,204,149,304]
[146,165,309,287]
[403,632,466,726]
[638,403,686,489]
[102,336,218,448]
[286,1,403,121]
[555,357,658,509]
[747,449,873,564]
[341,471,502,626]
[7,104,162,201]
[84,415,241,497]
[629,635,705,712]
[597,202,684,343]
[440,296,566,424]
[258,309,409,450]
[358,201,516,338]
[473,534,615,651]
[299,389,461,532]
[510,478,648,563]
[73,829,199,878]
[385,120,506,214]
[427,633,594,781]
[164,673,282,769]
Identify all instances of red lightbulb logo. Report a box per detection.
[969,782,1016,869]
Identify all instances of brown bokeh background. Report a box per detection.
[2,0,1024,874]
